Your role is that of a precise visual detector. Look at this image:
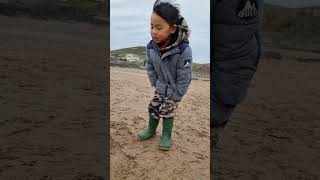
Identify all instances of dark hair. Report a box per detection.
[153,0,182,26]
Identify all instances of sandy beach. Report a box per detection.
[1,11,320,180]
[110,67,210,180]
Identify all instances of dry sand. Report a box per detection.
[110,67,210,180]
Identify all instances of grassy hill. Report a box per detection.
[192,63,210,78]
[111,46,146,60]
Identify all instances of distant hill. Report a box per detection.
[192,63,210,78]
[111,46,146,60]
[110,46,146,69]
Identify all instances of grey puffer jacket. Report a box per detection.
[146,20,192,102]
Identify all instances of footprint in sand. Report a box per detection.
[132,116,144,125]
[192,152,206,160]
[180,149,188,154]
[185,126,208,138]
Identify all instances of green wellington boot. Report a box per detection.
[159,117,174,151]
[137,113,160,140]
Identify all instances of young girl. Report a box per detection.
[137,0,192,151]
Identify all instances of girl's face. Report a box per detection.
[150,12,177,44]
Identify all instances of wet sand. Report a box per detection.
[213,49,320,179]
[0,15,107,179]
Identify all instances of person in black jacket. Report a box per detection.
[211,0,263,148]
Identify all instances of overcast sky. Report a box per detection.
[110,0,210,64]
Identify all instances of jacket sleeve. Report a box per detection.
[146,48,158,87]
[168,46,192,101]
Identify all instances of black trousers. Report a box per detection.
[211,93,235,128]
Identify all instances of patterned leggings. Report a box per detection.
[148,92,179,120]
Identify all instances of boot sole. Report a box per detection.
[159,146,170,151]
